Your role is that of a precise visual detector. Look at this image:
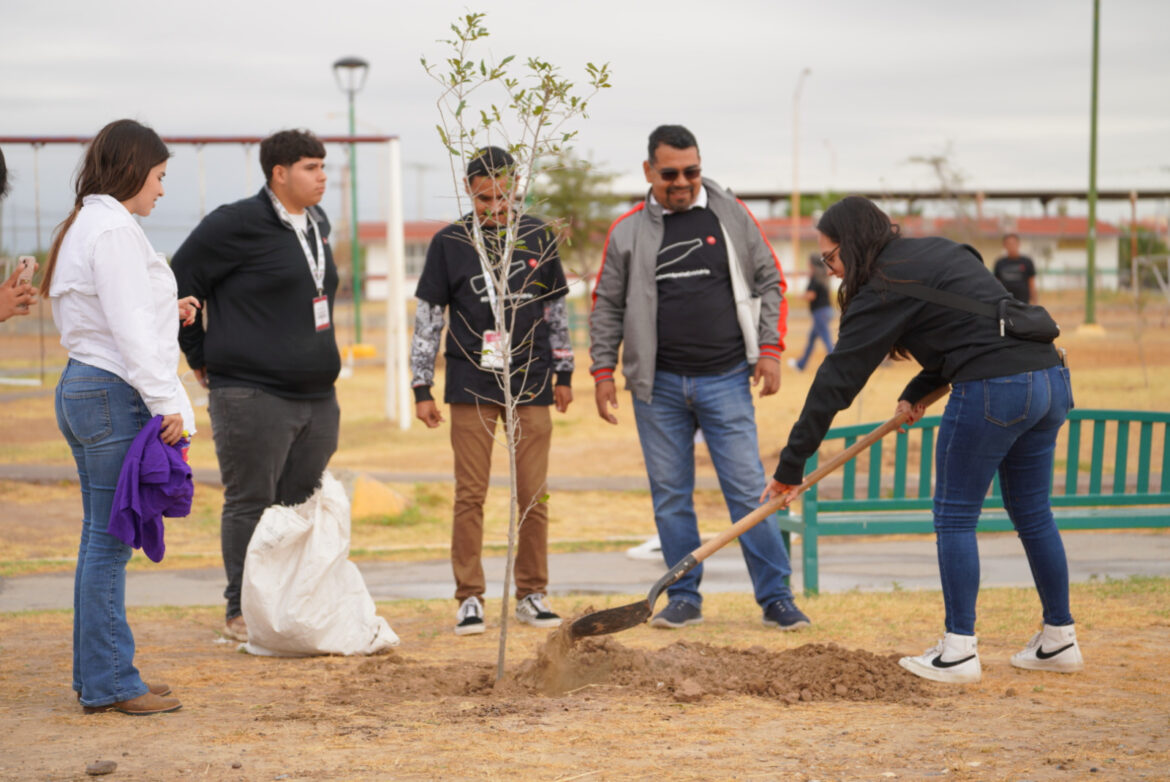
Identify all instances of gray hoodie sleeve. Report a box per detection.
[587,221,629,385]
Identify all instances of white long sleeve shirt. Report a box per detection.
[50,195,195,434]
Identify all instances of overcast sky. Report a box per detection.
[2,0,1168,252]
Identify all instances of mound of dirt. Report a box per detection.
[505,628,930,704]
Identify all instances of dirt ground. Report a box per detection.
[1,581,1168,781]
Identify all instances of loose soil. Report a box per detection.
[2,586,1167,781]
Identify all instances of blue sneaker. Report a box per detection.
[650,599,703,629]
[762,598,811,630]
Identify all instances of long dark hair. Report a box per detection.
[41,120,170,296]
[816,196,901,314]
[816,196,906,358]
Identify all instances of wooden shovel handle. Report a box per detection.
[689,384,951,565]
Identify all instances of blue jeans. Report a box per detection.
[934,365,1075,635]
[632,362,794,609]
[56,359,152,708]
[795,306,835,370]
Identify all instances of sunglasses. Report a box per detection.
[654,165,702,182]
[819,246,841,267]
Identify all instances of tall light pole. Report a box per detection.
[333,56,370,343]
[1083,0,1100,329]
[791,68,811,270]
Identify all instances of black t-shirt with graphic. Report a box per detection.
[415,214,567,406]
[655,207,744,375]
[993,255,1036,303]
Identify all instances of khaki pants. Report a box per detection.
[449,403,552,603]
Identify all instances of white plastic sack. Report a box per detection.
[241,471,399,656]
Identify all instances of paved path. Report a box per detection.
[3,531,1167,613]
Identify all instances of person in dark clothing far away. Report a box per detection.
[993,233,1037,304]
[172,130,341,645]
[788,253,835,371]
[763,196,1082,685]
[590,124,810,632]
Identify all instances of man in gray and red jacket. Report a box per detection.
[589,124,810,631]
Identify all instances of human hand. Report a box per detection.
[178,296,201,327]
[0,267,36,322]
[759,478,800,506]
[896,399,927,433]
[752,357,781,397]
[416,400,445,428]
[193,367,209,389]
[594,380,618,425]
[554,384,573,413]
[159,414,184,446]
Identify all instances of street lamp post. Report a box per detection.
[332,56,370,344]
[791,68,811,270]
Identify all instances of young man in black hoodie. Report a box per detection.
[172,130,341,643]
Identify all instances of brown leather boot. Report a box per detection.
[223,615,248,642]
[83,688,181,715]
[79,681,172,710]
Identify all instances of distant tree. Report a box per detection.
[533,151,624,281]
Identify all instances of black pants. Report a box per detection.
[208,386,340,620]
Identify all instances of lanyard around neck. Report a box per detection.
[266,187,326,295]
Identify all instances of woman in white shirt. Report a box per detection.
[41,119,196,716]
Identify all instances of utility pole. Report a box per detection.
[1084,0,1101,329]
[791,68,811,269]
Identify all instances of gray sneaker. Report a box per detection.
[515,593,562,628]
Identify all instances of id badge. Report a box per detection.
[313,296,331,332]
[480,330,508,370]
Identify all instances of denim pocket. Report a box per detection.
[62,390,112,445]
[983,374,1032,427]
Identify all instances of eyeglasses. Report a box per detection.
[654,165,702,182]
[819,245,841,267]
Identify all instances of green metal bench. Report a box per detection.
[777,409,1170,594]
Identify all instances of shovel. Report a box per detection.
[570,385,951,639]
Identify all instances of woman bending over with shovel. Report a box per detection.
[761,196,1081,685]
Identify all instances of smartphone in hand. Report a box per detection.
[15,256,37,313]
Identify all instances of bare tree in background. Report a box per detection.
[423,12,611,680]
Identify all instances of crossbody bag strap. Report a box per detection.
[882,281,998,319]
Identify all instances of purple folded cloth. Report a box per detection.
[108,416,193,562]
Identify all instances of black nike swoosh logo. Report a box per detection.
[931,654,976,669]
[1036,643,1074,660]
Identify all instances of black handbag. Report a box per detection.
[885,281,1060,343]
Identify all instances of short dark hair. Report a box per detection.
[260,130,326,184]
[465,146,514,181]
[0,146,9,200]
[648,125,698,163]
[1003,233,1020,242]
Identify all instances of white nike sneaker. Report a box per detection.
[899,633,982,684]
[1011,624,1084,672]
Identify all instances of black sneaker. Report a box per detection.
[650,599,703,629]
[455,596,486,636]
[762,598,811,630]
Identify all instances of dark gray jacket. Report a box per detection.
[588,179,788,402]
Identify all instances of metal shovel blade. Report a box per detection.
[570,554,697,639]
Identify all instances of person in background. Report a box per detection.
[42,119,197,715]
[0,146,38,322]
[171,130,340,644]
[764,196,1080,685]
[993,233,1037,304]
[788,252,835,372]
[411,147,573,636]
[590,125,810,631]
